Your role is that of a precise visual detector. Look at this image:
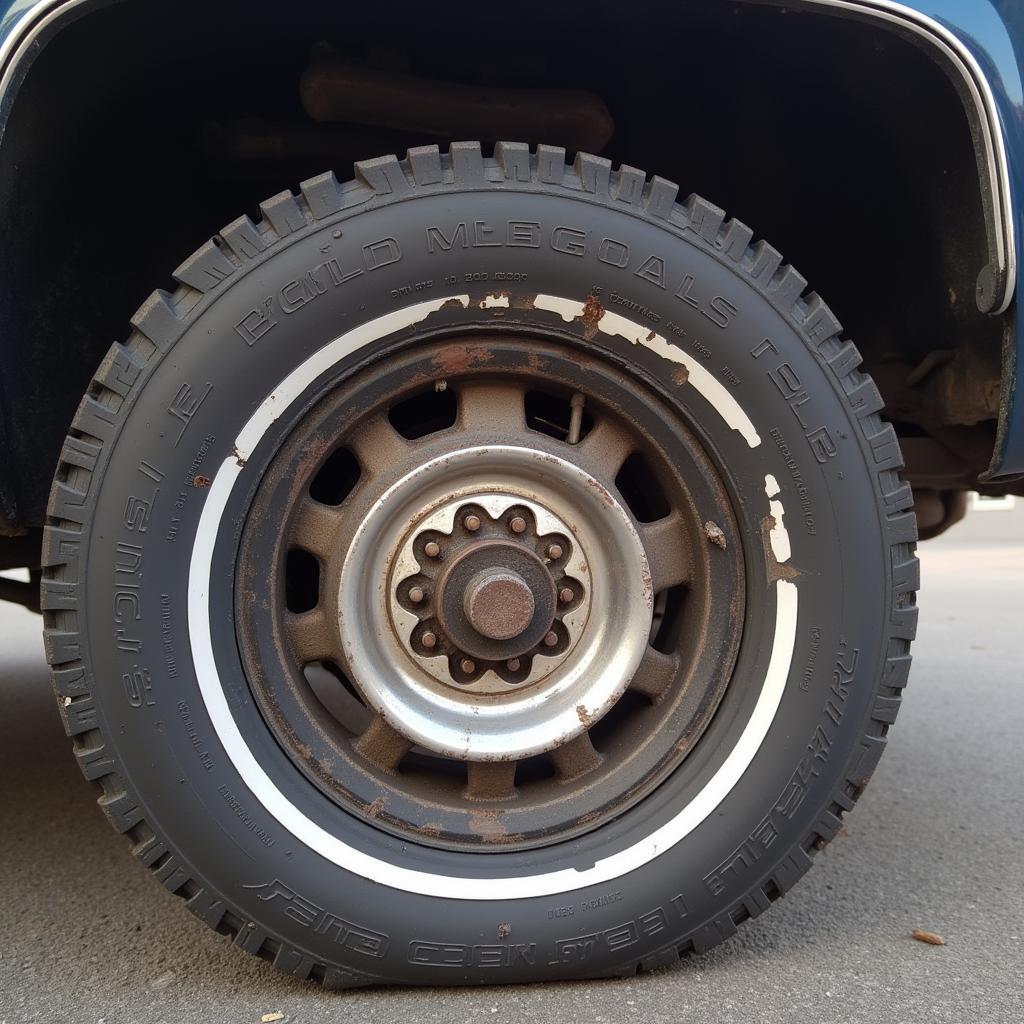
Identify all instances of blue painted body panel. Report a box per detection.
[917,0,1024,473]
[0,0,1022,476]
[0,0,40,39]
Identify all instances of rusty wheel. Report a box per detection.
[237,338,744,849]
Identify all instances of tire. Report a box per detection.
[42,142,918,987]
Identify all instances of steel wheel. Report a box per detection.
[236,338,744,850]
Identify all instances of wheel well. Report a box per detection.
[0,0,1009,546]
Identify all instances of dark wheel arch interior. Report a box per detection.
[0,0,1007,543]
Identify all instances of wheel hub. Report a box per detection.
[389,495,589,693]
[463,568,535,641]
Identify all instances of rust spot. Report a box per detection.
[760,515,802,582]
[366,797,385,818]
[509,292,539,311]
[416,822,444,838]
[575,703,594,727]
[526,350,548,373]
[431,342,496,377]
[672,365,690,386]
[704,520,727,549]
[231,445,247,468]
[639,560,653,601]
[583,473,616,506]
[575,291,605,341]
[192,474,211,488]
[497,922,511,939]
[468,809,509,840]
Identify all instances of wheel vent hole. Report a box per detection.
[398,748,469,785]
[589,688,651,745]
[285,548,320,613]
[514,753,557,787]
[304,660,370,736]
[650,584,687,654]
[615,453,671,522]
[525,389,594,442]
[388,388,458,439]
[309,446,360,505]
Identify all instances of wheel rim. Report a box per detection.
[236,335,745,850]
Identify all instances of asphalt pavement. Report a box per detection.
[1,507,1022,1024]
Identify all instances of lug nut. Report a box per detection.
[509,516,527,534]
[559,587,574,604]
[423,540,441,558]
[464,513,481,532]
[543,631,559,648]
[506,657,521,672]
[460,658,476,674]
[408,586,425,604]
[421,631,437,649]
[547,543,564,560]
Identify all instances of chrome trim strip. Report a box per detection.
[0,0,1017,312]
[0,0,91,100]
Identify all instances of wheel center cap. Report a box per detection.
[464,569,536,640]
[385,490,593,695]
